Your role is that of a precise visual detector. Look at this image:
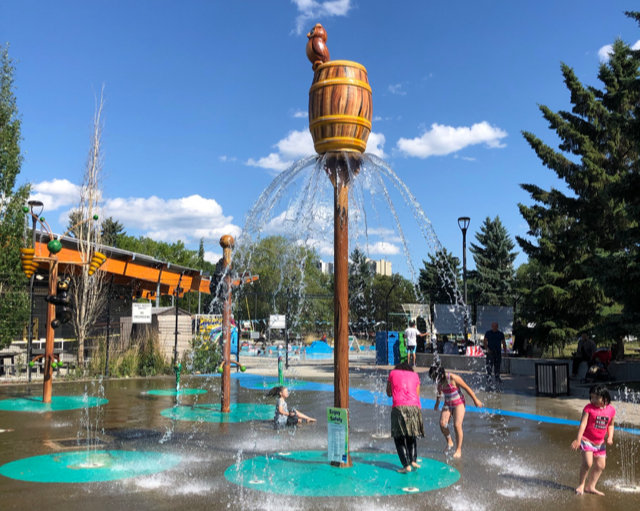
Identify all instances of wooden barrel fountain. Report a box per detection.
[308,60,372,154]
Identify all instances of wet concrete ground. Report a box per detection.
[0,365,638,511]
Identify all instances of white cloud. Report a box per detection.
[368,241,400,255]
[292,0,352,35]
[292,109,308,118]
[598,44,613,62]
[246,129,315,172]
[219,155,237,162]
[373,116,382,121]
[454,155,476,162]
[204,251,222,264]
[246,153,292,172]
[598,41,640,62]
[366,131,387,158]
[397,121,507,158]
[102,195,241,243]
[29,179,81,211]
[388,84,406,96]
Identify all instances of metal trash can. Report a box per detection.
[535,362,570,397]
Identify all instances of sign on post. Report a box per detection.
[132,303,152,324]
[327,407,349,464]
[269,314,286,330]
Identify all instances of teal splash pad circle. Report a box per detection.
[0,396,108,412]
[147,388,208,396]
[0,450,181,483]
[161,402,273,423]
[225,450,460,496]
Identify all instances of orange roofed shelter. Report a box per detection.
[34,234,212,301]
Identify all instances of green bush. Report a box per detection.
[185,334,221,374]
[137,333,167,377]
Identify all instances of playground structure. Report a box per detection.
[218,235,258,413]
[20,209,106,403]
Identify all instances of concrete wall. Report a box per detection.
[158,315,191,362]
[417,354,640,382]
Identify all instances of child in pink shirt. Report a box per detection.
[570,384,615,496]
[386,362,424,473]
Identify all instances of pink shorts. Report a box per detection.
[580,439,606,457]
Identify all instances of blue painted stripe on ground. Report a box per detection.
[198,372,640,435]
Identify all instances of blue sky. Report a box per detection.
[3,1,639,276]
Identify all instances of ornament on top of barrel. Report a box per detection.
[307,23,372,156]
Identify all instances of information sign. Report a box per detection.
[132,303,152,324]
[327,407,349,464]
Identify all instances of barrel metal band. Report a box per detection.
[309,78,372,94]
[314,137,368,153]
[315,60,368,72]
[309,115,372,131]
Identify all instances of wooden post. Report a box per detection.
[326,154,359,468]
[220,235,234,413]
[43,260,58,403]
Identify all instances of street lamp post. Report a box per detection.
[458,217,470,343]
[26,200,44,382]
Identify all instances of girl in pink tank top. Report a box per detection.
[429,364,483,458]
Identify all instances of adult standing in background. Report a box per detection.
[483,322,507,384]
[572,333,597,375]
[404,320,428,367]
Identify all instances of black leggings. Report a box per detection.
[394,436,417,468]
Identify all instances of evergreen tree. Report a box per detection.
[418,248,461,305]
[591,12,640,343]
[518,15,638,354]
[0,44,29,349]
[469,216,517,306]
[101,217,125,247]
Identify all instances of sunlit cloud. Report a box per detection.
[292,0,352,35]
[366,132,387,158]
[247,128,387,172]
[598,40,640,62]
[103,195,241,243]
[292,109,308,118]
[33,177,243,246]
[397,121,507,158]
[368,241,400,255]
[388,84,406,96]
[246,129,315,173]
[29,179,81,211]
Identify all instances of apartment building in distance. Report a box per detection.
[367,258,392,276]
[316,261,334,275]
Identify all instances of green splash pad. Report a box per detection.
[147,388,208,396]
[0,450,181,483]
[0,396,108,412]
[161,402,273,423]
[225,450,460,496]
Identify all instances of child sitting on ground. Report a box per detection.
[429,364,483,458]
[267,386,316,429]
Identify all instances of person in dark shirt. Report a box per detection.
[483,322,507,384]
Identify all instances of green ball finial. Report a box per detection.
[47,239,62,254]
[23,206,29,213]
[93,214,99,221]
[240,365,246,372]
[217,365,224,374]
[51,362,57,369]
[29,361,35,367]
[39,216,45,222]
